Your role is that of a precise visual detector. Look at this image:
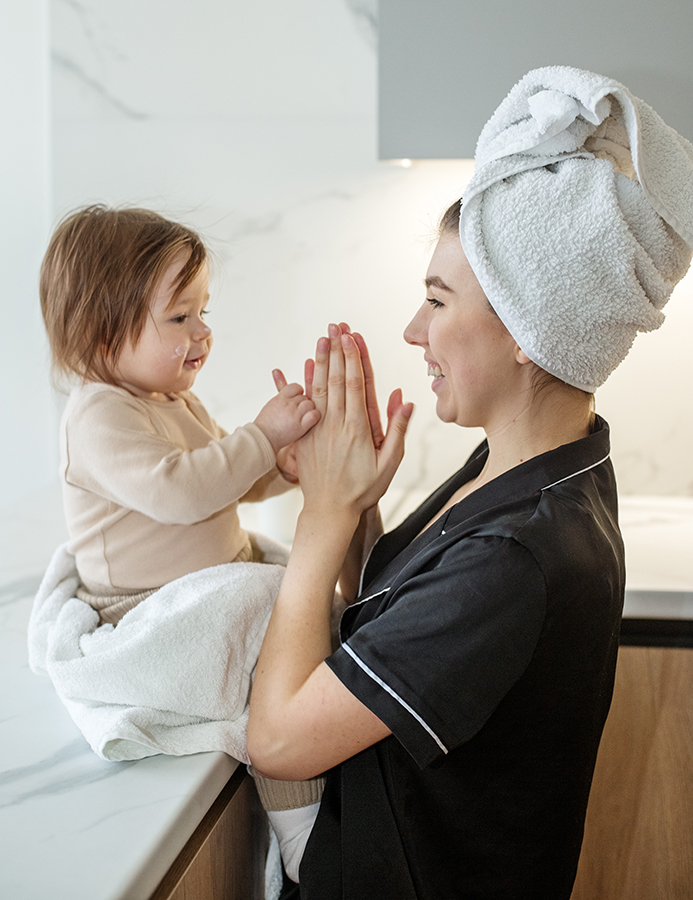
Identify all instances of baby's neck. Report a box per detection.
[116,380,175,403]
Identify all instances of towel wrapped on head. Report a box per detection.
[459,66,693,392]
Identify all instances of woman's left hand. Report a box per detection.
[248,324,410,781]
[296,323,413,519]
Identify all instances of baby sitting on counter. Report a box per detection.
[36,204,324,884]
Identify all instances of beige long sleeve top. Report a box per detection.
[61,382,291,593]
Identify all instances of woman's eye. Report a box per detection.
[427,297,444,309]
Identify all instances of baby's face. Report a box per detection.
[114,254,212,402]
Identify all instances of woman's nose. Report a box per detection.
[403,304,428,346]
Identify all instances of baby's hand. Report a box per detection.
[254,375,320,455]
[276,444,299,483]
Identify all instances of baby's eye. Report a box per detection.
[171,314,187,324]
[427,297,444,309]
[201,309,210,317]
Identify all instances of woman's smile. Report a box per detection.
[405,234,521,428]
[426,358,445,391]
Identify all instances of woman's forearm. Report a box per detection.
[247,326,411,779]
[247,506,360,768]
[338,505,383,602]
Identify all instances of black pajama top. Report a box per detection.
[298,415,625,900]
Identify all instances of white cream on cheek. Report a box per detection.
[172,343,187,359]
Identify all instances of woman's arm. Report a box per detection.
[247,325,413,780]
[338,504,383,602]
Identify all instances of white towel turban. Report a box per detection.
[459,66,693,392]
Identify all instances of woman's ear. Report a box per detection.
[515,346,532,365]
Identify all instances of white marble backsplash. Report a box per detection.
[36,0,693,509]
[5,0,693,509]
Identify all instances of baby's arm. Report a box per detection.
[253,374,320,455]
[65,389,284,524]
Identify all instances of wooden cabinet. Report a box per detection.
[150,767,268,900]
[572,646,693,900]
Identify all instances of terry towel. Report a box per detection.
[28,532,289,763]
[459,65,693,392]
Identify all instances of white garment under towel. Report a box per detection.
[28,532,289,763]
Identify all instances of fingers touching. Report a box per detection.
[271,323,413,461]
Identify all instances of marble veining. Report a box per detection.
[0,738,134,811]
[53,0,150,120]
[52,51,149,119]
[0,576,44,608]
[0,505,238,900]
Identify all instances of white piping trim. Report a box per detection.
[348,586,391,611]
[541,453,610,491]
[341,643,449,755]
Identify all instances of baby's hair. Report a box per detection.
[40,205,207,385]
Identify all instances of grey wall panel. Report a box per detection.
[379,0,693,158]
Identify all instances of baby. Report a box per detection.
[39,204,323,882]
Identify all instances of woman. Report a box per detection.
[248,66,693,899]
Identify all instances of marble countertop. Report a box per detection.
[0,486,238,900]
[2,485,693,899]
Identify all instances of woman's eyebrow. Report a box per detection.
[424,275,453,292]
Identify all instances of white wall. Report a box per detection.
[0,0,55,509]
[7,0,693,527]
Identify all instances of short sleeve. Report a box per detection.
[326,535,547,768]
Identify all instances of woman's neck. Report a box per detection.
[418,387,593,536]
[478,384,593,488]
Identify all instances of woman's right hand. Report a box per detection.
[249,324,406,780]
[295,323,413,520]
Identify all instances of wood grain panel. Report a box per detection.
[150,767,268,900]
[571,646,693,900]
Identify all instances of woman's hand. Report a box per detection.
[248,325,411,780]
[269,324,401,487]
[296,323,413,519]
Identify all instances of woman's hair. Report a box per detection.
[437,199,595,416]
[40,205,207,385]
[438,200,462,240]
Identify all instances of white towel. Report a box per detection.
[459,65,693,392]
[28,533,289,763]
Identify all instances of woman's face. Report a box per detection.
[404,234,525,430]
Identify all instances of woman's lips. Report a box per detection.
[427,362,444,392]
